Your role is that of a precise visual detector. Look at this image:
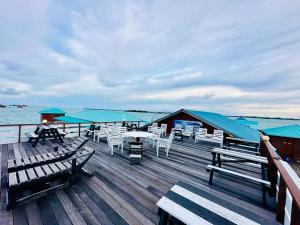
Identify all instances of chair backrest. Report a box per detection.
[198,128,207,134]
[185,125,193,132]
[152,123,158,127]
[129,142,143,153]
[213,129,223,136]
[175,124,182,130]
[118,126,127,134]
[212,129,224,141]
[161,124,167,130]
[153,128,162,137]
[148,126,153,132]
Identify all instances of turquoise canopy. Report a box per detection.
[57,109,145,123]
[263,124,300,139]
[55,116,91,124]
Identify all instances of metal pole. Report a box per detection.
[78,123,81,137]
[18,125,21,143]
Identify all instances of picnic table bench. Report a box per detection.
[156,181,273,225]
[207,148,270,204]
[25,125,66,147]
[225,137,260,155]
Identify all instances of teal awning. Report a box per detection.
[39,108,65,114]
[263,124,300,139]
[64,109,145,123]
[55,116,91,123]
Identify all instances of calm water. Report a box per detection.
[0,106,300,129]
[0,106,82,125]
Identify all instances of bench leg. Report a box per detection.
[7,189,16,210]
[217,153,221,168]
[262,186,267,206]
[209,170,214,185]
[158,208,169,225]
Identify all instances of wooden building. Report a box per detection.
[263,125,300,162]
[39,108,66,123]
[149,109,260,143]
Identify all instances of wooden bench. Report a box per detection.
[8,137,89,172]
[206,165,271,204]
[25,132,38,142]
[7,147,95,209]
[208,148,270,204]
[156,181,271,225]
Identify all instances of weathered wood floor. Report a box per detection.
[0,137,279,225]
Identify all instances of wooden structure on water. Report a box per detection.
[263,125,300,162]
[39,108,66,123]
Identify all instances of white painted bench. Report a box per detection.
[156,181,270,225]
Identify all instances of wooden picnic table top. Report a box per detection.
[211,148,268,164]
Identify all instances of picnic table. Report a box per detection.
[26,125,65,147]
[208,148,270,204]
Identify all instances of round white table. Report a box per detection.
[122,131,154,141]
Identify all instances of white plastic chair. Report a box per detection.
[107,134,123,155]
[156,133,174,157]
[175,124,182,130]
[195,128,207,143]
[211,129,224,148]
[161,124,167,137]
[94,125,108,142]
[182,125,193,139]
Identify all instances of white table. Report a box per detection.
[122,131,154,140]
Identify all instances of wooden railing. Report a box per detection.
[0,121,143,144]
[0,122,91,144]
[260,133,300,225]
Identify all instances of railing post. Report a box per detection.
[291,201,300,225]
[18,125,21,143]
[276,177,286,223]
[78,123,81,137]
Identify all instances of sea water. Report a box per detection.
[0,106,82,125]
[0,106,300,129]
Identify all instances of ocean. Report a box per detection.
[0,106,300,129]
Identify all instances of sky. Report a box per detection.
[1,0,300,117]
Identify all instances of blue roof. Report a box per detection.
[186,110,260,143]
[235,117,258,129]
[55,116,91,124]
[66,109,145,123]
[39,108,65,114]
[263,124,300,139]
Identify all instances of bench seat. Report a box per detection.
[156,181,271,225]
[206,165,271,187]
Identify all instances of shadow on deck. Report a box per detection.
[0,137,278,225]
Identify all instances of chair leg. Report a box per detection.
[156,146,159,157]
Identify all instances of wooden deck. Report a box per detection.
[0,137,279,225]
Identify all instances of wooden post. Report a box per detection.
[78,123,81,137]
[18,125,21,143]
[71,158,77,184]
[291,201,300,225]
[276,177,286,223]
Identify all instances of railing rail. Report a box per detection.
[260,133,300,225]
[0,121,142,144]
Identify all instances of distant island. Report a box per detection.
[230,115,300,121]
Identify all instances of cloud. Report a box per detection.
[0,0,300,117]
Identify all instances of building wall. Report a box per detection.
[41,114,65,123]
[157,111,218,134]
[269,136,300,161]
